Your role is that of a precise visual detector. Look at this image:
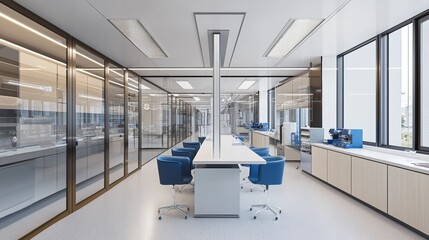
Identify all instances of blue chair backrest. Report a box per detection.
[198,136,206,144]
[251,147,270,157]
[183,141,201,151]
[157,155,191,185]
[235,136,245,142]
[257,156,285,186]
[171,147,196,161]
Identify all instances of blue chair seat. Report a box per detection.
[183,141,201,151]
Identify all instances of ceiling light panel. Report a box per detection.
[266,19,323,58]
[109,19,167,58]
[176,81,193,89]
[193,97,200,102]
[238,80,256,90]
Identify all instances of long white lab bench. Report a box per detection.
[310,143,429,237]
[193,135,265,218]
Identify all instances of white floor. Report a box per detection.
[34,143,425,240]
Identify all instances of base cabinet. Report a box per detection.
[327,151,351,194]
[352,157,387,212]
[388,166,429,235]
[312,146,327,181]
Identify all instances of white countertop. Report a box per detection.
[193,135,266,165]
[312,143,429,175]
[252,130,279,140]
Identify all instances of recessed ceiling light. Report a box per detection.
[265,19,323,58]
[193,97,200,102]
[109,19,167,58]
[140,84,151,90]
[176,81,193,89]
[238,80,256,90]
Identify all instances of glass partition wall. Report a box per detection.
[75,45,105,202]
[127,72,139,173]
[0,4,67,239]
[0,2,195,238]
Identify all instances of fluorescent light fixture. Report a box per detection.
[238,80,256,90]
[140,84,151,90]
[265,19,323,58]
[222,67,307,71]
[278,93,313,96]
[176,81,193,89]
[193,97,200,102]
[109,19,167,58]
[172,94,179,96]
[128,68,211,71]
[76,69,104,80]
[128,83,138,89]
[128,78,138,84]
[6,80,52,92]
[79,94,103,101]
[0,11,66,48]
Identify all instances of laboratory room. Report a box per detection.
[0,0,428,239]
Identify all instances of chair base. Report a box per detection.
[158,204,190,220]
[250,204,281,220]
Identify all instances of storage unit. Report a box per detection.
[251,131,269,148]
[300,127,324,173]
[388,166,429,235]
[311,146,328,181]
[352,157,387,212]
[327,151,352,194]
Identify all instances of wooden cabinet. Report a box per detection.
[327,151,352,194]
[251,132,269,148]
[388,166,429,235]
[312,146,328,181]
[352,157,387,212]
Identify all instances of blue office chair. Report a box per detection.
[171,147,197,162]
[183,141,201,152]
[241,147,271,190]
[198,136,206,144]
[249,156,285,220]
[171,147,197,192]
[157,155,193,220]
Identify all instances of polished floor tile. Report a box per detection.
[33,141,426,240]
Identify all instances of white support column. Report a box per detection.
[213,33,221,159]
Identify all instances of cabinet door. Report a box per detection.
[327,151,352,193]
[312,147,327,181]
[352,157,387,212]
[388,166,429,235]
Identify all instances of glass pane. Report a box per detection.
[127,72,139,173]
[388,24,413,148]
[343,41,377,142]
[421,18,429,147]
[108,64,124,184]
[0,3,67,238]
[140,80,167,164]
[75,45,105,203]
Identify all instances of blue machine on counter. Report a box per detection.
[324,128,363,148]
[251,122,269,131]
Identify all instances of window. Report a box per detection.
[342,41,377,143]
[382,24,413,148]
[420,16,429,149]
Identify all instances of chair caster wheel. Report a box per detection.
[187,207,190,211]
[275,217,278,221]
[158,216,162,220]
[279,210,282,214]
[253,216,256,219]
[185,215,188,219]
[241,186,243,189]
[250,189,253,192]
[250,208,252,211]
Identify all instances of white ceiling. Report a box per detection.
[12,0,429,107]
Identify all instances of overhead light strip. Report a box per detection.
[128,67,306,71]
[193,97,200,102]
[238,80,256,90]
[109,19,167,58]
[265,19,324,58]
[176,81,193,89]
